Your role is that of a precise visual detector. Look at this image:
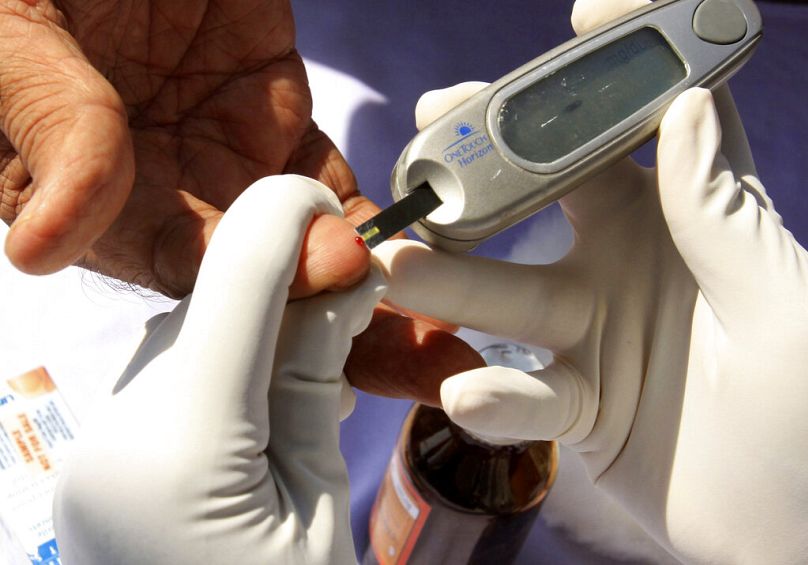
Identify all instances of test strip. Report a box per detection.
[356,183,442,249]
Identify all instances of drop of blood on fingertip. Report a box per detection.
[354,236,367,248]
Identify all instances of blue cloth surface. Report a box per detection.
[293,1,808,562]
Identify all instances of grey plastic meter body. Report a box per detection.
[391,0,762,252]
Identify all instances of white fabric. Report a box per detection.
[373,1,808,562]
[52,175,387,564]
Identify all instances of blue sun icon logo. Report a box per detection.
[454,122,475,137]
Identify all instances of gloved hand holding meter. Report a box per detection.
[54,0,808,563]
[376,0,808,562]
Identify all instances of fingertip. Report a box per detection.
[441,363,586,442]
[4,191,102,275]
[414,82,488,130]
[289,213,371,300]
[659,87,717,140]
[439,369,491,427]
[657,88,722,215]
[659,88,720,174]
[371,239,433,305]
[439,367,527,437]
[571,0,650,36]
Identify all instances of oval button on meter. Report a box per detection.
[693,0,748,44]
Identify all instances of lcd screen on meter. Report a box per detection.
[497,27,686,165]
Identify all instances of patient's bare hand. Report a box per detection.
[0,0,377,297]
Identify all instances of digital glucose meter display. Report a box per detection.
[498,28,686,165]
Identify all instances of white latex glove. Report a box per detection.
[52,175,387,564]
[375,1,808,562]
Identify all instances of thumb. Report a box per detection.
[1,3,133,274]
[657,88,803,324]
[440,361,589,443]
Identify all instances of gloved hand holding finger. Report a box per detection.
[54,175,385,565]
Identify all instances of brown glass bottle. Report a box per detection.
[363,403,557,565]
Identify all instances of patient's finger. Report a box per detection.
[345,303,484,407]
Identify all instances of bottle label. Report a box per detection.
[0,367,77,564]
[368,450,431,564]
